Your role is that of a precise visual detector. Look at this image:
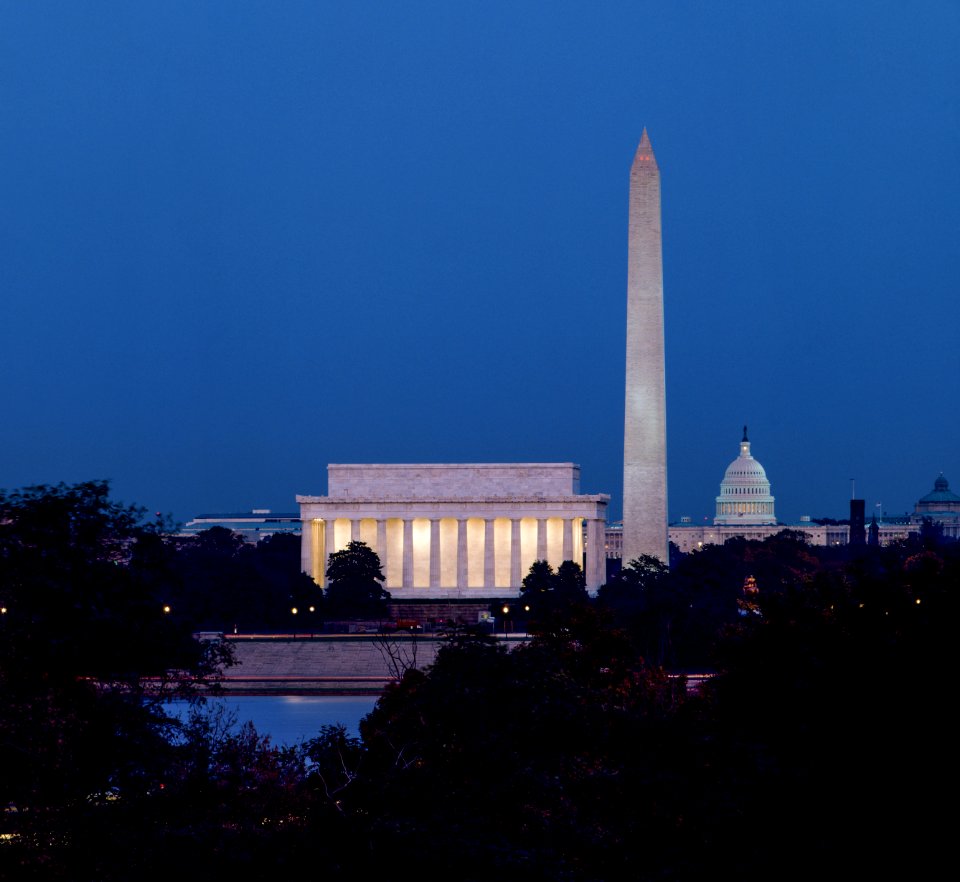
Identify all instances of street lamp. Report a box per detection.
[502,605,510,638]
[291,606,298,639]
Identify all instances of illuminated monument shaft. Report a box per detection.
[622,129,668,563]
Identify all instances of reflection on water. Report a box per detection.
[165,694,379,744]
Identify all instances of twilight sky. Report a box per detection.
[2,1,958,526]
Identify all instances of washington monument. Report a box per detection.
[622,129,668,564]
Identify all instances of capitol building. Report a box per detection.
[604,429,958,558]
[712,427,776,526]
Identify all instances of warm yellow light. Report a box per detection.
[0,607,7,615]
[502,605,509,614]
[309,606,316,613]
[915,598,921,605]
[162,605,171,614]
[291,607,298,615]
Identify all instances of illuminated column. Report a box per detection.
[510,518,522,587]
[402,518,414,588]
[301,518,315,579]
[456,519,468,589]
[537,518,548,561]
[429,518,441,588]
[325,519,338,572]
[351,519,361,542]
[587,518,605,590]
[597,518,608,587]
[562,518,573,562]
[376,519,387,576]
[484,518,496,589]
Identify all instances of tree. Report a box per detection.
[169,528,322,633]
[359,605,690,878]
[324,540,391,618]
[553,559,588,600]
[520,558,555,598]
[0,481,228,826]
[597,554,676,664]
[520,559,589,621]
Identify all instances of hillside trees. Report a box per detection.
[0,481,228,817]
[359,610,693,877]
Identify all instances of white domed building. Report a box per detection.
[714,427,776,526]
[656,428,849,555]
[607,429,956,558]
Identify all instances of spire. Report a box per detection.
[632,128,658,170]
[742,425,749,442]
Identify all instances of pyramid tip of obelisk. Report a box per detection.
[633,128,657,167]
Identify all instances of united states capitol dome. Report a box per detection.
[714,427,777,525]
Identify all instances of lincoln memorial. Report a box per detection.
[298,464,610,598]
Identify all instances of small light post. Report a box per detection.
[291,606,298,639]
[502,605,510,639]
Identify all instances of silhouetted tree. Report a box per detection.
[169,528,321,632]
[520,558,555,596]
[324,540,390,618]
[553,559,588,600]
[0,480,229,859]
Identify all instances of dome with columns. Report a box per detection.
[714,427,777,526]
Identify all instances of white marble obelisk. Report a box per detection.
[622,129,668,564]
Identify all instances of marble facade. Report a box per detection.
[298,464,610,598]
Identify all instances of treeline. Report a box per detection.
[1,481,957,879]
[164,526,321,633]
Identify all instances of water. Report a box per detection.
[165,694,379,744]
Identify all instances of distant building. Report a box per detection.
[849,499,866,545]
[298,464,609,599]
[911,473,960,540]
[713,427,776,526]
[179,510,301,544]
[607,434,956,556]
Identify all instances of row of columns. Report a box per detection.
[313,515,606,590]
[717,501,774,515]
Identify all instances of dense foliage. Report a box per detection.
[1,482,956,879]
[0,481,230,875]
[323,539,391,618]
[167,528,322,633]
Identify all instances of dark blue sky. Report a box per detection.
[2,1,958,526]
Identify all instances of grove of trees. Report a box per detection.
[1,480,956,879]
